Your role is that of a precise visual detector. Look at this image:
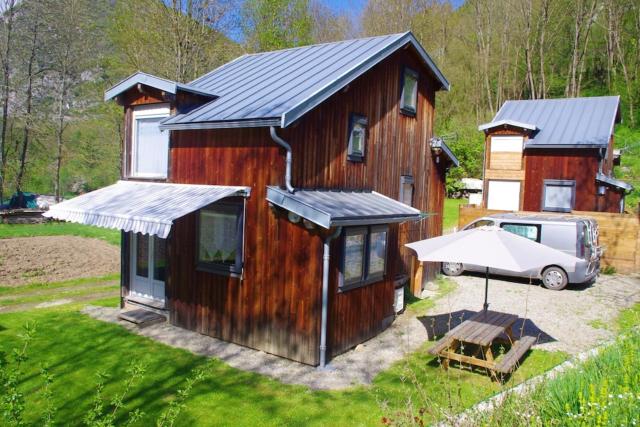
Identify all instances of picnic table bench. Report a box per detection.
[428,310,536,376]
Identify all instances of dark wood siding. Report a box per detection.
[523,149,601,212]
[160,47,446,364]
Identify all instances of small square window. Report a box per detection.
[399,175,414,206]
[347,114,368,162]
[542,180,576,213]
[197,199,245,276]
[400,68,418,115]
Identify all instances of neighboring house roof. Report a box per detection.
[104,71,218,101]
[159,32,449,130]
[266,186,422,229]
[478,119,536,132]
[480,96,621,149]
[43,181,250,238]
[596,173,633,192]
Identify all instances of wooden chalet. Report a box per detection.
[479,96,632,214]
[45,32,458,366]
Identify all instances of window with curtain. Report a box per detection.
[197,200,244,276]
[132,104,170,178]
[400,67,418,115]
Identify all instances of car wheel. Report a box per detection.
[541,266,568,290]
[442,262,464,276]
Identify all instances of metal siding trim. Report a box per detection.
[160,118,280,130]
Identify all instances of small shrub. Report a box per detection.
[601,265,616,275]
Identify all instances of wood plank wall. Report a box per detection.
[126,47,448,365]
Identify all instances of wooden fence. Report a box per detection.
[458,205,640,274]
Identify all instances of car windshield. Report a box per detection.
[464,219,494,230]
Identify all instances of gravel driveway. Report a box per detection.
[429,273,640,354]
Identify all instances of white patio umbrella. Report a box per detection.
[405,226,583,310]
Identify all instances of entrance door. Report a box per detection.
[130,233,166,305]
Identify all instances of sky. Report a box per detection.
[323,0,466,15]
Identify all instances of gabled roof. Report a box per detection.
[266,186,422,229]
[478,119,536,132]
[159,32,449,130]
[104,71,217,101]
[481,96,621,149]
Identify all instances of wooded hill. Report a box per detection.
[0,0,637,208]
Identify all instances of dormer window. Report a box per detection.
[131,104,170,179]
[400,68,418,115]
[347,114,367,162]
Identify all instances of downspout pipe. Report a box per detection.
[319,226,342,369]
[270,126,295,193]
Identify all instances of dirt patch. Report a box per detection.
[0,236,119,286]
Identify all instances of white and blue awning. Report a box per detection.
[43,181,250,238]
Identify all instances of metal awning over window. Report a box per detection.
[44,181,250,238]
[596,173,633,193]
[266,186,422,229]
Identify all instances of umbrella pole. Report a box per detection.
[483,266,489,312]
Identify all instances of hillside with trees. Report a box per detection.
[0,0,638,207]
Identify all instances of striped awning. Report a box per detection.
[43,181,250,238]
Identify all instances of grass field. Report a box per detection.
[443,198,468,231]
[0,284,566,426]
[0,222,120,245]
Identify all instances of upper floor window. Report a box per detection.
[132,104,170,178]
[400,68,418,115]
[399,175,414,206]
[348,114,367,162]
[197,199,245,276]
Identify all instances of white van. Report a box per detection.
[442,213,600,290]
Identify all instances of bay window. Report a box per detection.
[340,225,388,291]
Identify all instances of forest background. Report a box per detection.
[0,0,637,207]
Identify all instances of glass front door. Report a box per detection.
[130,232,166,304]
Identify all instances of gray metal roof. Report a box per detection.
[430,138,460,167]
[160,32,449,130]
[44,180,250,238]
[266,186,422,229]
[596,173,633,192]
[481,96,621,148]
[104,72,218,102]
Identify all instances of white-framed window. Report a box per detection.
[131,104,170,178]
[490,135,524,153]
[400,67,418,115]
[542,179,575,213]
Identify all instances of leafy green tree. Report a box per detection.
[241,0,313,52]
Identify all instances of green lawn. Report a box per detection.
[0,296,566,426]
[443,198,468,231]
[0,222,120,245]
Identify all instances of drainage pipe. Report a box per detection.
[270,126,295,193]
[319,226,342,368]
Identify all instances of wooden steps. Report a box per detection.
[119,308,166,328]
[495,336,537,374]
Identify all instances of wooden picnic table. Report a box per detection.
[428,310,536,376]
